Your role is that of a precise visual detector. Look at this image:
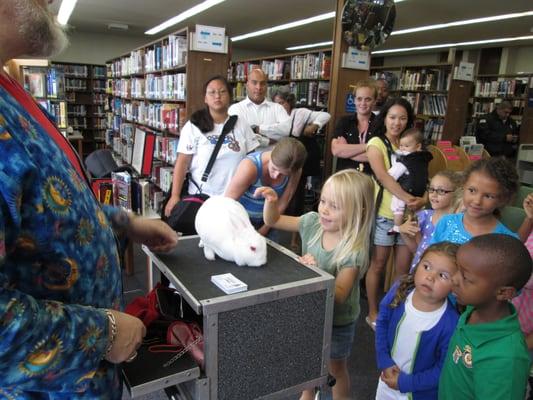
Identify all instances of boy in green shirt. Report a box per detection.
[439,234,532,400]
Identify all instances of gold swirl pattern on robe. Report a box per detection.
[42,258,79,290]
[76,218,94,246]
[19,335,62,376]
[79,325,103,354]
[42,176,72,215]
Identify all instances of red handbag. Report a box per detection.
[166,320,204,368]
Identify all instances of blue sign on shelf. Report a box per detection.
[345,92,355,113]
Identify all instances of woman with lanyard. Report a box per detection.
[331,79,377,175]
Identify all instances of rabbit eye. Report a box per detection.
[250,246,256,252]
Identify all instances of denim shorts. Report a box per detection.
[330,321,356,360]
[373,216,405,246]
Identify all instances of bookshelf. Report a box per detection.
[52,62,108,159]
[469,73,532,134]
[21,64,68,135]
[228,49,332,109]
[371,64,453,143]
[105,26,229,215]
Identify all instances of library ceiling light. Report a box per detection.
[231,12,335,42]
[231,0,407,42]
[57,0,77,26]
[145,0,226,35]
[372,35,533,54]
[286,41,334,51]
[392,11,533,35]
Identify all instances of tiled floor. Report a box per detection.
[121,241,379,400]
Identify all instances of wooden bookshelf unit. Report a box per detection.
[105,26,229,215]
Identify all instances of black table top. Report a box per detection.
[153,237,321,302]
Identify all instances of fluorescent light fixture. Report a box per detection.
[286,41,334,51]
[231,0,407,42]
[12,59,49,67]
[372,35,533,54]
[145,0,226,35]
[232,12,335,42]
[393,11,533,35]
[57,0,77,26]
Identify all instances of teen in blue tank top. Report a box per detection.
[225,137,306,236]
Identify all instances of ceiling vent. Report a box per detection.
[107,23,129,31]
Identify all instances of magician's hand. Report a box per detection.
[127,217,179,252]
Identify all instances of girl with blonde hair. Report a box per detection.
[255,168,375,400]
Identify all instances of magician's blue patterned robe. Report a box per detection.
[0,78,124,399]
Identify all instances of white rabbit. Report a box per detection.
[195,196,267,267]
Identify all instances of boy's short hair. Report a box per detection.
[465,234,532,290]
[400,128,424,145]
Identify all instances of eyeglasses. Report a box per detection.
[427,186,454,196]
[206,89,228,97]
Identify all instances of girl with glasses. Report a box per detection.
[399,170,463,273]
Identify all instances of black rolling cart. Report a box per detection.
[123,236,335,399]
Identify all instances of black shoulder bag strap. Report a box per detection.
[289,110,312,138]
[374,135,394,216]
[200,114,238,183]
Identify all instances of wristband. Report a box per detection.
[105,310,118,356]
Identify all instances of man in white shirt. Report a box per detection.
[229,68,290,149]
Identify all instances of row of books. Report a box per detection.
[229,52,331,82]
[155,135,179,165]
[105,169,179,215]
[93,80,106,91]
[114,123,134,163]
[398,68,451,91]
[146,34,188,72]
[93,118,107,129]
[471,99,525,117]
[473,78,529,98]
[108,34,188,77]
[289,81,330,108]
[93,66,107,78]
[105,172,155,216]
[119,101,186,133]
[422,118,444,143]
[110,74,187,101]
[65,78,87,91]
[93,93,107,105]
[230,61,265,82]
[38,100,67,129]
[24,68,64,99]
[290,52,331,80]
[67,104,87,116]
[145,73,186,100]
[404,93,447,117]
[62,64,88,77]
